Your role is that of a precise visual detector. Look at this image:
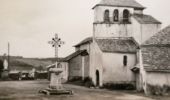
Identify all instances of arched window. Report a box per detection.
[123,55,128,66]
[104,10,110,22]
[113,9,119,22]
[123,9,130,22]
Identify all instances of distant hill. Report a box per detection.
[0,56,59,72]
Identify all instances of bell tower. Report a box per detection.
[92,0,145,38]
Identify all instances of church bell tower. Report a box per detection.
[92,0,145,39]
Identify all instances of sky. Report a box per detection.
[0,0,170,58]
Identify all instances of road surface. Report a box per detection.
[0,80,169,100]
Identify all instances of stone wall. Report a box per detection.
[68,55,82,80]
[102,52,136,84]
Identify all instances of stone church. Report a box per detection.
[57,0,170,95]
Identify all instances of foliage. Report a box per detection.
[147,84,170,95]
[103,83,135,90]
[84,77,95,88]
[0,60,3,71]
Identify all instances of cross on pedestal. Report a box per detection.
[39,33,72,95]
[48,34,65,58]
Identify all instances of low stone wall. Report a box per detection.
[146,84,170,95]
[145,72,170,95]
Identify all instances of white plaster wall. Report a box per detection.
[146,72,170,86]
[141,24,161,44]
[94,24,133,38]
[132,17,161,45]
[94,6,133,22]
[90,40,103,86]
[132,17,142,44]
[102,53,136,84]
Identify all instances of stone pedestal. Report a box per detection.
[39,65,72,95]
[49,71,63,90]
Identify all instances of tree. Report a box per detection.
[0,60,3,71]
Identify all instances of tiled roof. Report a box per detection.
[96,37,138,53]
[93,0,145,9]
[141,25,170,72]
[133,14,161,24]
[74,37,93,47]
[143,25,170,46]
[142,46,170,72]
[65,50,87,61]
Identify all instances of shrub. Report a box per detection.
[103,83,135,90]
[147,84,170,95]
[84,77,95,88]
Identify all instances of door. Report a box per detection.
[96,70,100,86]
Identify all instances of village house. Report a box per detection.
[52,0,170,95]
[138,25,170,95]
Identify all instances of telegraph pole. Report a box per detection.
[8,42,10,71]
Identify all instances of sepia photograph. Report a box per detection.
[0,0,170,100]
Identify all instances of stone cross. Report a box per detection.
[48,34,65,58]
[48,33,65,89]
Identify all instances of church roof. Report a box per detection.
[93,0,145,9]
[133,14,161,24]
[143,25,170,46]
[65,50,87,61]
[141,25,170,72]
[74,37,93,47]
[96,37,138,53]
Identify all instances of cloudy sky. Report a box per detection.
[0,0,170,58]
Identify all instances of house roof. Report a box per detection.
[74,37,93,47]
[141,46,170,72]
[133,14,161,24]
[96,37,138,53]
[65,50,87,61]
[141,25,170,72]
[143,25,170,46]
[93,0,145,9]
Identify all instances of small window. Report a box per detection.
[123,55,127,66]
[113,9,119,22]
[123,9,130,22]
[104,10,110,22]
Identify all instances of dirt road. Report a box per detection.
[0,80,168,100]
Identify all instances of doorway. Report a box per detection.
[96,70,100,86]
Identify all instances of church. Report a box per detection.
[56,0,170,95]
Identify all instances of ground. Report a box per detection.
[0,80,169,100]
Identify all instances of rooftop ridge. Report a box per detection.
[93,0,145,9]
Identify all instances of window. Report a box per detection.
[123,9,129,22]
[113,9,119,22]
[104,10,110,22]
[123,55,127,66]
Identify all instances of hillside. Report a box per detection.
[0,56,59,71]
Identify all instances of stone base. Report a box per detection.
[39,88,73,95]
